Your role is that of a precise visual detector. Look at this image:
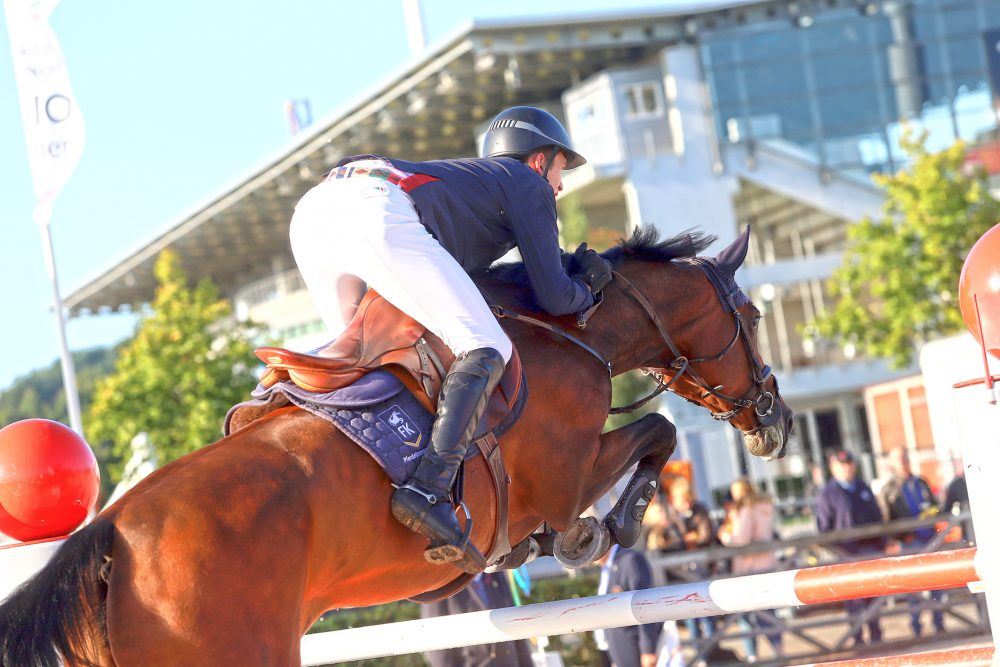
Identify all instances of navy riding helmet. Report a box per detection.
[480,106,587,170]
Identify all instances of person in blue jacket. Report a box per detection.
[593,545,661,667]
[815,450,885,645]
[421,572,534,666]
[289,106,612,573]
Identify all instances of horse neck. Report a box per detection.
[593,261,708,376]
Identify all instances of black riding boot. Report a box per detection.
[390,347,505,573]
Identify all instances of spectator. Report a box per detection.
[645,476,715,640]
[654,619,686,667]
[639,488,668,554]
[718,478,783,663]
[646,477,714,561]
[942,461,972,543]
[878,447,944,636]
[815,450,885,645]
[421,572,534,666]
[943,470,969,514]
[594,545,661,667]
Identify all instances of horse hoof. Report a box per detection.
[553,516,611,569]
[425,543,485,575]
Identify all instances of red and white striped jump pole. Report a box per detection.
[301,548,982,665]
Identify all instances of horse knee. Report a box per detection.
[640,412,676,442]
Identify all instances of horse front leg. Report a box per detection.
[550,413,677,567]
[593,413,677,549]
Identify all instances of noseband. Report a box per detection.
[489,265,779,432]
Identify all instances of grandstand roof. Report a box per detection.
[64,0,799,315]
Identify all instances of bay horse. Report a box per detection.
[0,226,791,667]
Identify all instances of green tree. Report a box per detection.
[557,192,590,248]
[810,132,1000,368]
[0,346,118,426]
[87,251,259,478]
[604,370,660,432]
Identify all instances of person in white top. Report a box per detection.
[717,478,782,662]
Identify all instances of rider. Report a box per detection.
[289,106,613,572]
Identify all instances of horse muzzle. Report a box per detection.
[742,400,793,461]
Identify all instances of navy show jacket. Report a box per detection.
[337,154,595,316]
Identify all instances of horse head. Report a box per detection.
[604,225,793,461]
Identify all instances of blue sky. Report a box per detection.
[0,0,711,391]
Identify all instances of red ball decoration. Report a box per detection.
[0,419,99,542]
[959,223,1000,361]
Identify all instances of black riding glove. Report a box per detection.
[572,243,612,294]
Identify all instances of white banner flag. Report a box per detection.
[4,0,85,225]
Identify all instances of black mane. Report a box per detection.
[477,225,717,290]
[604,226,716,266]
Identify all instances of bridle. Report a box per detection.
[609,269,778,432]
[490,266,779,433]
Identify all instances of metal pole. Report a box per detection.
[401,0,426,57]
[37,217,83,434]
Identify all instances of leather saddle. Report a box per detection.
[255,289,524,575]
[256,289,523,436]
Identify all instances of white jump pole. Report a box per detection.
[0,538,64,602]
[301,548,982,665]
[957,380,1000,651]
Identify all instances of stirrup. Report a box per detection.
[425,501,484,573]
[420,500,473,554]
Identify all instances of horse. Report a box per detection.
[0,225,792,667]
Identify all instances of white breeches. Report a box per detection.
[289,177,513,363]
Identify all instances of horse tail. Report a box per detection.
[0,519,116,667]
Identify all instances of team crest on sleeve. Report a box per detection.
[378,405,423,448]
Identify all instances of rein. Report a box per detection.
[491,268,777,428]
[489,304,612,375]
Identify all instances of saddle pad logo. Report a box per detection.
[378,404,423,448]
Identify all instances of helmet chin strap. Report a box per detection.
[540,146,559,179]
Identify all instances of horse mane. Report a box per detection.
[603,226,716,266]
[476,225,717,295]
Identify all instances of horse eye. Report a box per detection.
[752,315,762,329]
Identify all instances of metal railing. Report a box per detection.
[640,511,988,666]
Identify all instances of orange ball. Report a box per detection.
[0,419,99,541]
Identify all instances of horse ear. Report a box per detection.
[714,225,751,276]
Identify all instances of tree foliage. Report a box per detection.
[86,251,259,479]
[604,370,660,432]
[558,192,590,248]
[0,346,117,426]
[810,132,1000,368]
[1,347,121,499]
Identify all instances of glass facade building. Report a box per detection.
[702,0,1000,178]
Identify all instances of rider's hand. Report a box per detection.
[572,243,612,294]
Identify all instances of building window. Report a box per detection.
[622,82,663,119]
[575,102,598,125]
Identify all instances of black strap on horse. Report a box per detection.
[489,304,612,376]
[611,269,747,416]
[492,266,777,426]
